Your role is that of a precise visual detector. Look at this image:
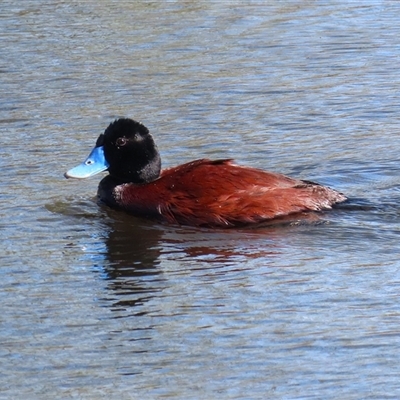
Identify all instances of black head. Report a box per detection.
[101,118,161,183]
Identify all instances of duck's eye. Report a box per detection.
[116,137,127,147]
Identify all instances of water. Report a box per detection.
[2,1,400,398]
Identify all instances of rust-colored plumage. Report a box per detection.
[113,158,346,227]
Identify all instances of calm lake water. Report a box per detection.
[2,1,400,398]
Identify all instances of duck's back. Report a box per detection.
[105,159,346,227]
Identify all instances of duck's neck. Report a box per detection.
[108,154,161,184]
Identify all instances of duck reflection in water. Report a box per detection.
[100,210,164,311]
[99,208,297,312]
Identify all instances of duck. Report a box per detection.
[65,118,346,228]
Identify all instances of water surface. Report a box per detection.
[2,1,400,398]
